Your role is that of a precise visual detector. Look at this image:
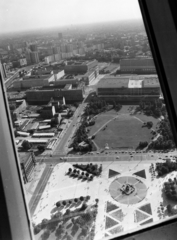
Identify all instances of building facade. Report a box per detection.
[120,58,156,74]
[19,152,36,184]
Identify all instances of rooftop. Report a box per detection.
[97,75,160,89]
[143,78,160,88]
[97,77,129,88]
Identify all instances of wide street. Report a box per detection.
[48,102,87,155]
[36,150,177,164]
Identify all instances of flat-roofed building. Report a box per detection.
[64,60,98,74]
[96,75,160,102]
[120,58,156,74]
[26,88,83,104]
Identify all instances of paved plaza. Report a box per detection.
[31,159,176,240]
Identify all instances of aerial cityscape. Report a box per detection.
[1,0,177,240]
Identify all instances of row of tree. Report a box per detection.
[71,117,93,152]
[148,117,176,150]
[73,163,102,176]
[155,160,177,177]
[84,97,122,116]
[163,179,177,201]
[138,99,166,118]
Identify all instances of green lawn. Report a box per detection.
[94,115,152,149]
[88,111,117,136]
[135,114,159,129]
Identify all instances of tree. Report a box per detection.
[80,196,84,202]
[40,219,48,229]
[37,145,45,152]
[41,230,50,240]
[33,224,41,235]
[56,201,61,208]
[65,209,71,216]
[62,200,67,206]
[86,196,90,201]
[95,199,99,204]
[80,203,88,211]
[167,204,173,214]
[22,140,31,150]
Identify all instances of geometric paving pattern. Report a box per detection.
[109,176,147,205]
[139,203,152,215]
[105,216,119,229]
[108,225,124,235]
[134,210,149,223]
[133,169,146,179]
[140,218,153,225]
[110,209,124,222]
[106,201,119,213]
[109,169,120,178]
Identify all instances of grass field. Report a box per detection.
[94,115,152,149]
[88,112,116,136]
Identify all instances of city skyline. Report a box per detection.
[0,0,142,34]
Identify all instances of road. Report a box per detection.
[52,102,86,155]
[29,165,54,216]
[36,151,177,164]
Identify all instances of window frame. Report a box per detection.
[1,0,177,239]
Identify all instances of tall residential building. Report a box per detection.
[29,44,38,52]
[66,44,73,53]
[52,46,60,54]
[30,51,39,64]
[25,51,31,65]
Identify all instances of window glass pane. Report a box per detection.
[1,0,177,239]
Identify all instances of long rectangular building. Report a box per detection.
[96,75,160,102]
[120,58,156,74]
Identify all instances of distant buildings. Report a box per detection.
[58,32,63,41]
[64,60,99,85]
[96,75,160,102]
[25,44,39,64]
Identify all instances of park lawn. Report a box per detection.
[135,114,159,129]
[88,112,117,136]
[94,116,152,149]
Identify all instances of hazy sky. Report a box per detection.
[0,0,142,34]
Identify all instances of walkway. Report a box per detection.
[29,165,54,216]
